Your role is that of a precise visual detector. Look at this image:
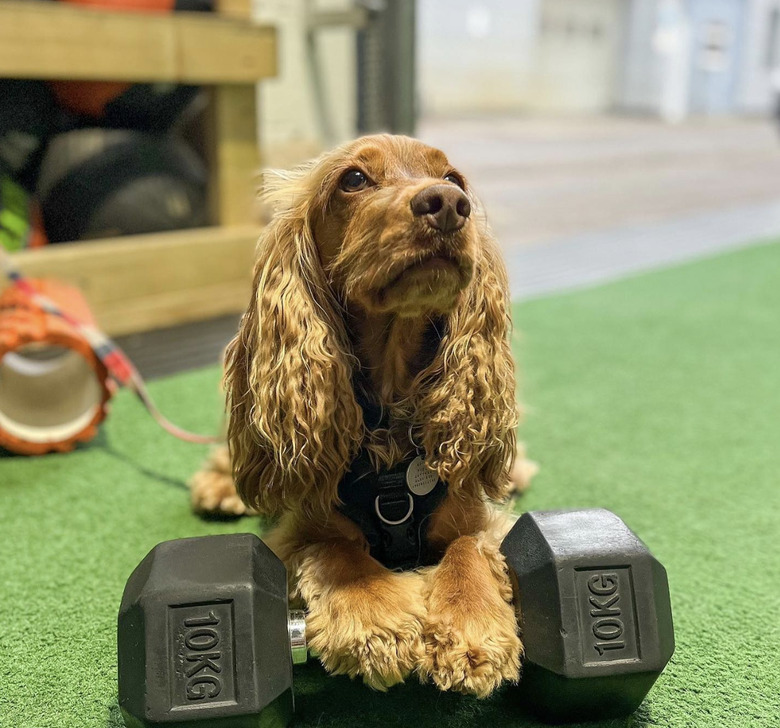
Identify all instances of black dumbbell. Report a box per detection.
[500,508,675,723]
[117,533,307,728]
[118,511,674,726]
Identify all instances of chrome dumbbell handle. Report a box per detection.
[288,610,308,665]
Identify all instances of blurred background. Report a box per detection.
[2,0,780,370]
[261,0,780,305]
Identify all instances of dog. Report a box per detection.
[191,134,536,697]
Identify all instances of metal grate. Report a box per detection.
[115,314,239,381]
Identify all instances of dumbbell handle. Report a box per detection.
[288,610,308,665]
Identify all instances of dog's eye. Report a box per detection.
[339,169,370,192]
[443,172,465,189]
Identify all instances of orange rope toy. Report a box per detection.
[0,249,220,455]
[0,279,112,454]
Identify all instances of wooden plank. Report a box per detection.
[98,280,251,337]
[0,1,276,83]
[206,85,260,226]
[201,1,259,225]
[216,0,252,20]
[6,226,260,336]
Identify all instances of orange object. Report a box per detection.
[49,80,133,118]
[50,0,175,117]
[28,203,49,249]
[0,279,112,455]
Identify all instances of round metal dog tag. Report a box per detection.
[406,456,438,496]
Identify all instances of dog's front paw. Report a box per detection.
[421,536,522,698]
[302,570,427,690]
[190,446,255,517]
[422,603,521,698]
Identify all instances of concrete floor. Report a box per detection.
[417,114,780,250]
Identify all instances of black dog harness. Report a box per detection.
[337,361,448,570]
[337,447,448,571]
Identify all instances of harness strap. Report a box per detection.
[339,334,450,570]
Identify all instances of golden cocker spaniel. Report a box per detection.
[192,134,536,697]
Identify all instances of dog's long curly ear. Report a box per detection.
[224,174,364,518]
[417,215,518,502]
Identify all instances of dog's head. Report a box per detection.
[226,135,517,518]
[309,135,475,317]
[263,135,480,317]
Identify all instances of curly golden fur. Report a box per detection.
[192,134,535,696]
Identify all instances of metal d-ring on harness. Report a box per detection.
[337,420,448,571]
[373,426,429,525]
[374,490,414,526]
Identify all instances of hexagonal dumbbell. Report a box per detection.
[117,533,308,728]
[500,509,675,723]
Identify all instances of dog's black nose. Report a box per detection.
[410,184,471,233]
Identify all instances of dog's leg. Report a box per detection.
[189,445,255,517]
[296,538,427,691]
[421,533,522,698]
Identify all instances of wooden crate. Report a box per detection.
[0,0,275,335]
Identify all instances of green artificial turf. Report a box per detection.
[2,241,780,728]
